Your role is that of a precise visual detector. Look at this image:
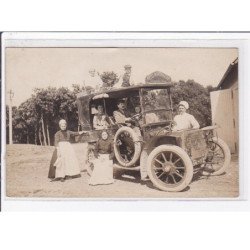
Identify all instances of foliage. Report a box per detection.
[7,85,91,145]
[99,71,119,87]
[171,80,212,127]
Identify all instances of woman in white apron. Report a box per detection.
[89,131,114,185]
[49,119,85,182]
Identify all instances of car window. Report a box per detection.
[142,88,171,110]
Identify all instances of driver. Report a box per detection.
[113,99,142,136]
[113,99,132,125]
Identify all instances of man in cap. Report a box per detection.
[173,101,200,131]
[113,99,132,124]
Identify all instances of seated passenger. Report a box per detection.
[133,106,143,127]
[93,105,109,130]
[172,101,200,131]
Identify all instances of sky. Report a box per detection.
[5,47,238,106]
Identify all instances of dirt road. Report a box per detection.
[5,144,239,198]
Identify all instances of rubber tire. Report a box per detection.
[114,126,142,167]
[147,145,194,192]
[203,137,231,176]
[140,150,149,179]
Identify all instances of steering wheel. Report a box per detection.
[155,121,176,135]
[130,113,142,121]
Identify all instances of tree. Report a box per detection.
[7,85,83,146]
[171,80,212,127]
[206,85,217,93]
[99,71,119,88]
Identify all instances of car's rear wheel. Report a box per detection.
[147,145,193,192]
[202,137,231,176]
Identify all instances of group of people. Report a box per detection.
[48,100,200,184]
[93,98,160,132]
[48,119,114,185]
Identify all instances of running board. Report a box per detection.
[113,164,140,171]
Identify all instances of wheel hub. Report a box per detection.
[163,161,175,173]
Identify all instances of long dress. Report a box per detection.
[88,138,114,185]
[48,130,81,179]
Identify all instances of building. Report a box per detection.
[210,58,238,154]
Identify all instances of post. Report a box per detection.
[8,90,14,144]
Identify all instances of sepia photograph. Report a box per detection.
[3,44,239,199]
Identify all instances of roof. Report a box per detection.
[217,58,238,89]
[76,83,173,99]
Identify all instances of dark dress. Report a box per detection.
[48,130,79,179]
[94,138,114,159]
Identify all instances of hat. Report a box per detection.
[117,99,126,104]
[124,64,131,69]
[178,101,189,109]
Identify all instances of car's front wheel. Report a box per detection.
[147,145,194,192]
[202,137,231,176]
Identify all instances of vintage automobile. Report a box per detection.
[76,80,231,192]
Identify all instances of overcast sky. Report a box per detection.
[5,47,238,106]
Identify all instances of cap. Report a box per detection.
[117,98,126,104]
[178,101,189,109]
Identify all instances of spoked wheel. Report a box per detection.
[202,137,231,176]
[147,145,193,192]
[114,126,142,167]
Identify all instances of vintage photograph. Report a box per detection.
[4,47,239,198]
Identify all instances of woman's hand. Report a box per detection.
[79,131,86,135]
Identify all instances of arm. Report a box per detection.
[68,130,80,136]
[94,140,100,158]
[93,116,99,129]
[68,130,87,136]
[113,111,126,124]
[109,141,115,160]
[54,132,61,157]
[113,111,131,124]
[172,116,178,131]
[54,131,60,147]
[190,115,200,129]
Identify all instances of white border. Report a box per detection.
[1,32,249,211]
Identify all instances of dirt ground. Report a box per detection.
[5,143,239,198]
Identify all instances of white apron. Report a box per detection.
[88,154,114,185]
[54,141,80,178]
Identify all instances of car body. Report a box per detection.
[76,83,231,192]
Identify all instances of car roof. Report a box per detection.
[76,83,173,99]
